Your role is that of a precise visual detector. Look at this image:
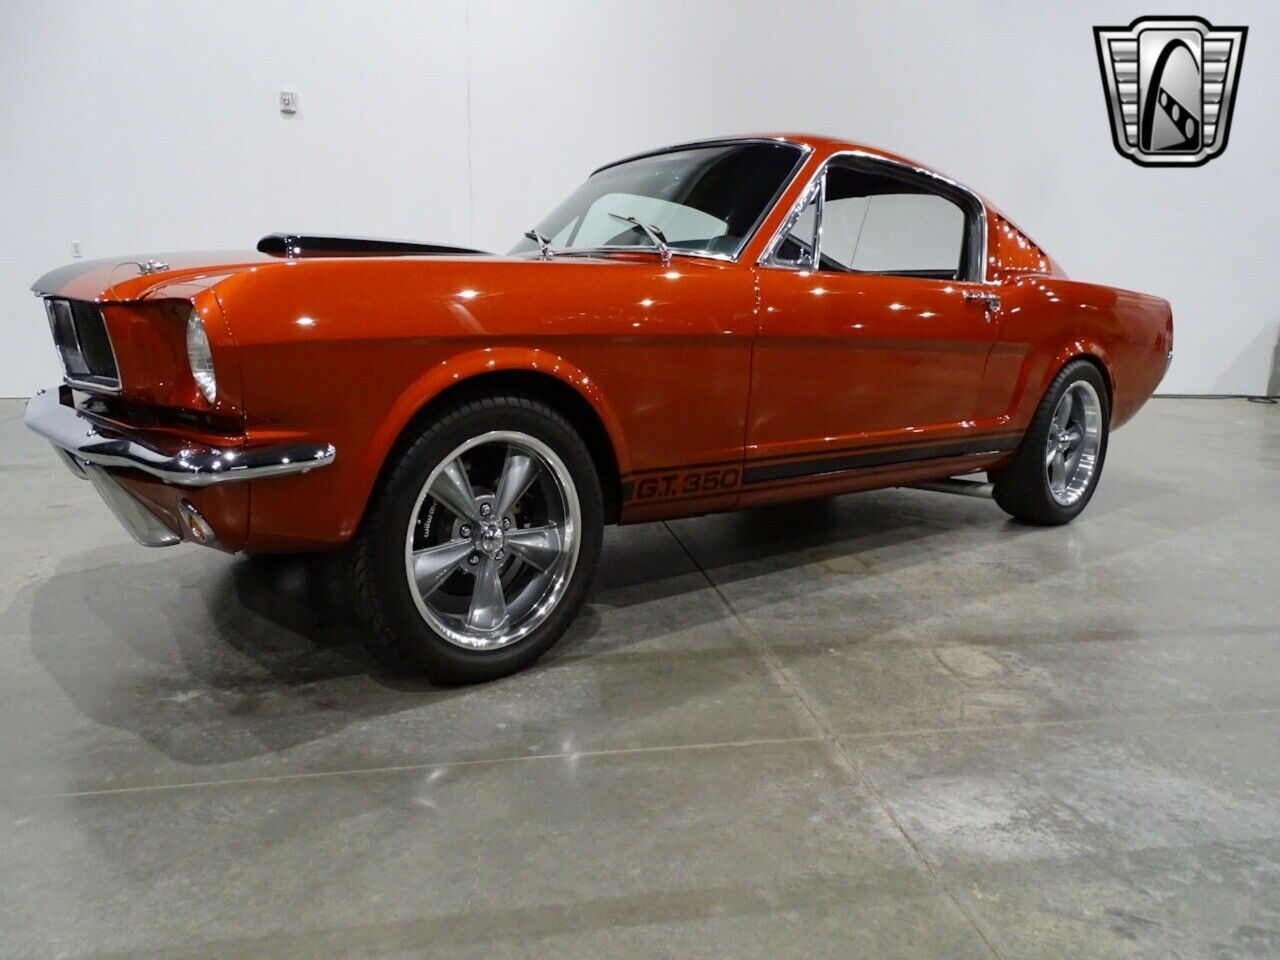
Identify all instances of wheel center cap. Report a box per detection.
[477,521,504,557]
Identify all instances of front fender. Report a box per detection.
[214,254,751,550]
[359,345,633,487]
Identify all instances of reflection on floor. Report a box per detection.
[1,397,1277,959]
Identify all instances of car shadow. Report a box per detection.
[17,469,1184,772]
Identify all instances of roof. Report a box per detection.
[591,132,929,177]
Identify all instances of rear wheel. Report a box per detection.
[352,395,602,682]
[992,359,1110,525]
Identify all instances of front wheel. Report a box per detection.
[351,395,603,682]
[991,359,1110,525]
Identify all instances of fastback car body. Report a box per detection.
[26,134,1172,680]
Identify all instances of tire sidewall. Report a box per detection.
[369,399,602,681]
[1028,362,1111,523]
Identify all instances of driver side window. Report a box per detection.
[770,160,973,280]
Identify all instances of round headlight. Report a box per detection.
[185,311,217,404]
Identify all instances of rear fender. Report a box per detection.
[1045,340,1116,414]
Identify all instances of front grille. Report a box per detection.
[45,298,120,390]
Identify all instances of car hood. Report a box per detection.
[31,242,715,305]
[32,235,492,303]
[31,251,278,303]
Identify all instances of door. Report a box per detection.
[746,156,1001,480]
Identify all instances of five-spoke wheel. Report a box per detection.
[404,431,580,650]
[1044,381,1103,507]
[992,359,1110,525]
[352,395,602,682]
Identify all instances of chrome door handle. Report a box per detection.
[963,290,1001,314]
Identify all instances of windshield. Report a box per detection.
[510,141,805,260]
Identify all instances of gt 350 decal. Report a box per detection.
[630,467,742,501]
[621,434,1024,504]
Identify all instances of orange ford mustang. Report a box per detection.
[26,134,1172,681]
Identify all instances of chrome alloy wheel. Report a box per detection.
[1045,381,1103,506]
[403,430,581,651]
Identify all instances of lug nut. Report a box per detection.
[468,553,479,566]
[459,524,471,538]
[480,503,492,517]
[501,517,511,530]
[495,549,504,561]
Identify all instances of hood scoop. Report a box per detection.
[257,233,487,258]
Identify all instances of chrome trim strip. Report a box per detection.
[756,149,991,283]
[812,168,828,268]
[24,388,336,487]
[763,174,823,269]
[64,375,124,394]
[550,247,736,263]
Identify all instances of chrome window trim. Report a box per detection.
[558,139,813,265]
[763,174,822,269]
[756,149,992,284]
[813,168,827,268]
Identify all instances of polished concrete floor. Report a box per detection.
[0,397,1277,958]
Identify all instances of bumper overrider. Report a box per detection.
[24,387,336,548]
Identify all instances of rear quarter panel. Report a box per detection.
[982,275,1172,431]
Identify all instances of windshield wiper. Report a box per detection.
[524,228,555,260]
[608,213,671,265]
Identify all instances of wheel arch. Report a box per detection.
[1046,342,1116,417]
[358,350,629,527]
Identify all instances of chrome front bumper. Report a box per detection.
[25,388,336,486]
[25,387,336,546]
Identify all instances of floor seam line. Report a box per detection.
[834,706,1280,739]
[21,735,825,800]
[661,520,1006,960]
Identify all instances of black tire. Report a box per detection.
[351,395,603,683]
[991,359,1110,526]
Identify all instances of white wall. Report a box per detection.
[0,0,472,397]
[3,0,1277,397]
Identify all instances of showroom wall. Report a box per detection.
[2,0,1276,397]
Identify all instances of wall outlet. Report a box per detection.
[279,90,298,115]
[71,240,82,258]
